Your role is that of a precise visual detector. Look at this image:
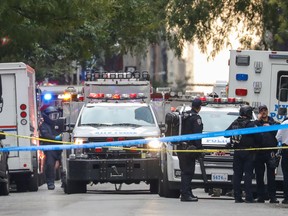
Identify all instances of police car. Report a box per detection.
[0,132,9,195]
[159,96,256,198]
[62,92,164,194]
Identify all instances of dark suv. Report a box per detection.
[0,132,9,195]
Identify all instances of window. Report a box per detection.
[79,105,155,126]
[276,71,288,101]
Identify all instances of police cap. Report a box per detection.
[258,104,268,112]
[192,98,202,108]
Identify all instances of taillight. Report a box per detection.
[20,111,27,118]
[20,104,27,110]
[20,104,27,125]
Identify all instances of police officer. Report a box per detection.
[226,105,262,203]
[39,106,62,190]
[254,105,279,203]
[275,118,288,204]
[178,98,203,202]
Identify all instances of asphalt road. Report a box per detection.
[0,181,287,216]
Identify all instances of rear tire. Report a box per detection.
[0,169,9,196]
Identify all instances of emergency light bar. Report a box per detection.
[87,92,146,100]
[169,94,244,104]
[84,70,150,81]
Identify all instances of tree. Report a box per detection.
[1,0,288,80]
[166,0,288,58]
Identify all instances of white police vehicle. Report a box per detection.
[159,96,256,198]
[62,70,164,194]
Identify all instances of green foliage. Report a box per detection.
[0,0,288,81]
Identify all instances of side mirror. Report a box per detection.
[278,107,287,116]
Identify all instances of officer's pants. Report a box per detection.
[178,153,196,197]
[255,151,277,199]
[44,150,62,185]
[233,151,255,200]
[282,150,288,200]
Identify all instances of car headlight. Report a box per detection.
[146,138,162,149]
[74,137,88,145]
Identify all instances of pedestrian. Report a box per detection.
[275,118,288,204]
[178,98,203,202]
[226,105,262,203]
[39,106,63,190]
[254,105,279,203]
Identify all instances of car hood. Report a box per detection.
[73,126,160,138]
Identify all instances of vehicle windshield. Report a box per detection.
[200,110,239,132]
[79,105,156,127]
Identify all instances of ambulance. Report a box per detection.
[228,50,287,191]
[0,62,42,192]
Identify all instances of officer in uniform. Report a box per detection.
[254,105,279,203]
[226,105,262,203]
[178,98,203,202]
[275,118,288,204]
[39,106,62,190]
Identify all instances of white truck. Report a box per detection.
[228,50,288,192]
[228,49,288,120]
[0,62,42,192]
[62,70,166,194]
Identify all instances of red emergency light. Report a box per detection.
[228,97,236,103]
[235,88,248,96]
[95,148,102,153]
[106,137,114,142]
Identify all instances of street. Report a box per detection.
[0,181,287,216]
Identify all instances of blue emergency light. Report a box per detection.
[43,93,52,101]
[236,73,248,81]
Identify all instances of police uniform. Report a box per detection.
[226,105,262,203]
[254,105,279,203]
[178,98,203,202]
[39,106,62,190]
[275,119,288,204]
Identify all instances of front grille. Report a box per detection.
[85,137,146,159]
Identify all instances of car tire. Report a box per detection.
[158,152,180,198]
[0,168,9,196]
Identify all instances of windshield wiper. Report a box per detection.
[111,123,141,127]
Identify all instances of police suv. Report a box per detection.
[62,70,164,194]
[159,96,256,198]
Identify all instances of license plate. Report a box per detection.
[108,146,123,151]
[211,173,228,182]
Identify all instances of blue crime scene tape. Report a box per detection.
[1,123,288,152]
